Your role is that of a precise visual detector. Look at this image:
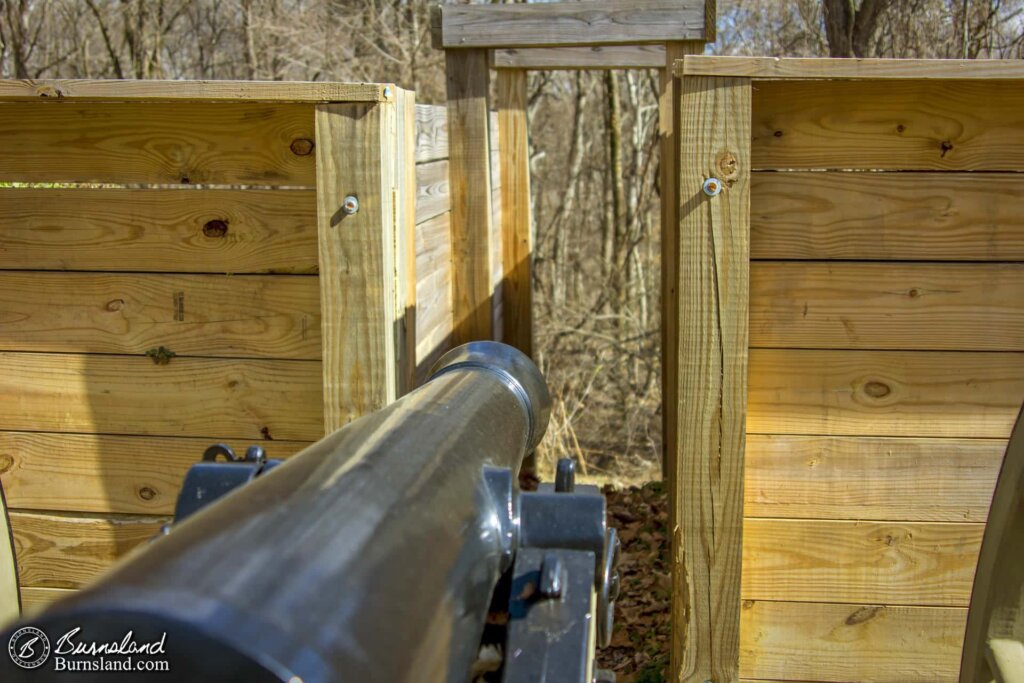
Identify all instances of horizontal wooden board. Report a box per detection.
[0,79,385,102]
[682,56,1024,80]
[744,435,1003,522]
[750,262,1024,351]
[740,600,967,682]
[0,432,310,515]
[416,159,450,224]
[0,352,323,441]
[20,587,74,616]
[752,80,1024,171]
[0,188,317,273]
[0,102,315,184]
[492,45,666,69]
[0,272,321,358]
[11,511,164,588]
[742,518,982,606]
[415,104,448,163]
[747,349,1024,438]
[750,172,1024,261]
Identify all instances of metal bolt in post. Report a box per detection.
[342,195,360,215]
[702,177,722,197]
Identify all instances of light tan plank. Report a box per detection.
[415,159,450,225]
[415,104,448,164]
[315,103,400,432]
[0,478,17,625]
[0,188,317,273]
[747,349,1024,438]
[0,102,316,185]
[752,80,1024,171]
[0,352,323,441]
[749,262,1024,351]
[394,88,418,398]
[681,56,1024,80]
[742,518,982,607]
[20,587,73,616]
[492,45,667,70]
[415,212,454,380]
[11,511,164,589]
[0,79,384,102]
[673,74,751,683]
[750,172,1024,261]
[434,0,709,48]
[0,432,310,515]
[744,435,1003,522]
[445,50,494,344]
[740,601,967,682]
[0,272,321,359]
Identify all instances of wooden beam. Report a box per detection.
[672,74,751,683]
[434,1,710,49]
[315,101,403,432]
[497,69,533,359]
[445,50,495,344]
[394,88,418,397]
[0,78,386,102]
[492,45,666,70]
[0,481,19,625]
[678,55,1024,80]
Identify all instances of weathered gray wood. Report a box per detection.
[492,45,666,70]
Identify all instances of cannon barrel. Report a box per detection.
[3,342,551,682]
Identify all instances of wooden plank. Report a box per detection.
[0,352,323,441]
[394,88,418,398]
[20,587,73,616]
[673,74,751,683]
[744,435,1003,522]
[415,212,454,383]
[0,102,316,185]
[434,0,709,48]
[0,272,321,359]
[415,159,450,224]
[492,45,667,70]
[0,479,18,624]
[749,262,1024,351]
[752,80,1024,171]
[742,519,983,607]
[415,104,448,163]
[749,172,1024,261]
[497,69,533,358]
[0,188,317,274]
[0,79,385,102]
[10,511,164,589]
[445,50,494,344]
[747,349,1024,438]
[315,102,400,432]
[0,432,310,515]
[740,600,967,682]
[680,56,1024,80]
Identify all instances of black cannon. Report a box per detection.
[1,342,619,682]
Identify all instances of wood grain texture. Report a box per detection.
[497,69,533,358]
[749,262,1024,351]
[20,587,72,616]
[0,352,323,441]
[740,600,967,682]
[744,434,1003,522]
[747,349,1024,438]
[0,79,384,102]
[0,272,321,359]
[11,511,164,588]
[749,172,1024,261]
[681,56,1024,80]
[742,519,982,607]
[315,103,399,432]
[492,45,667,69]
[415,212,454,383]
[445,50,494,344]
[0,188,317,273]
[415,104,448,163]
[0,102,316,185]
[0,432,310,515]
[673,75,751,683]
[752,80,1024,171]
[394,88,418,397]
[0,479,18,625]
[436,0,708,48]
[415,159,450,224]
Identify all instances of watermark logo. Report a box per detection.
[8,626,51,669]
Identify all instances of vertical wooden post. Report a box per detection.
[315,101,404,433]
[393,88,418,397]
[671,75,751,683]
[497,69,534,358]
[660,40,707,483]
[445,49,495,345]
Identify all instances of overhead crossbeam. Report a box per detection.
[491,45,667,71]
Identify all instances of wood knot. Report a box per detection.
[896,124,905,133]
[940,140,954,157]
[0,453,13,475]
[180,176,191,184]
[35,85,64,98]
[203,219,229,238]
[773,130,783,138]
[862,381,892,399]
[145,346,176,365]
[846,606,884,626]
[290,138,315,156]
[138,486,157,501]
[908,288,920,298]
[106,298,125,312]
[716,151,739,181]
[261,426,274,440]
